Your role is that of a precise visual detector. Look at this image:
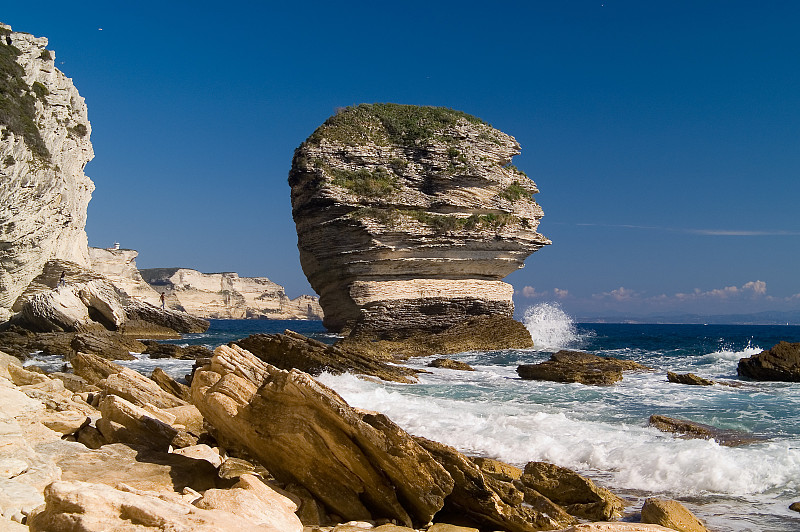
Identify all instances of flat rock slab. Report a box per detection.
[517,350,650,385]
[648,414,766,446]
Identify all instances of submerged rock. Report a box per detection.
[666,372,714,386]
[737,341,800,381]
[289,103,549,336]
[428,358,475,371]
[648,414,766,446]
[517,350,650,385]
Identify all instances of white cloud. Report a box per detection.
[675,280,767,300]
[554,288,569,299]
[521,286,539,298]
[595,286,639,301]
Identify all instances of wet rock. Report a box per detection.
[517,461,625,521]
[70,331,144,360]
[666,372,715,386]
[415,436,576,531]
[517,350,650,385]
[738,341,800,381]
[191,344,453,527]
[648,414,766,446]
[124,298,210,334]
[142,340,213,359]
[640,498,709,532]
[235,329,419,383]
[428,358,475,371]
[339,315,533,359]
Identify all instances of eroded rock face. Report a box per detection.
[0,24,95,321]
[737,341,800,381]
[140,267,323,320]
[289,104,549,334]
[191,344,453,527]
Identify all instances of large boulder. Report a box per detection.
[234,330,419,383]
[28,478,302,532]
[517,350,650,385]
[191,344,454,527]
[518,462,625,521]
[640,498,709,532]
[737,341,800,381]
[415,437,576,531]
[289,103,549,335]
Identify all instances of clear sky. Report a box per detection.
[5,1,800,319]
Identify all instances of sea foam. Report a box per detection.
[522,302,589,351]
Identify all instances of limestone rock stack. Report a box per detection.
[88,247,162,306]
[289,104,549,334]
[0,23,95,321]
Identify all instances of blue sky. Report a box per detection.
[5,1,800,318]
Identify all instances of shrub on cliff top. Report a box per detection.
[307,103,487,147]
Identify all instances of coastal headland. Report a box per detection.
[0,21,772,532]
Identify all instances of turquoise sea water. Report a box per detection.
[34,304,800,531]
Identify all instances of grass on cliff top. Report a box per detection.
[0,40,51,161]
[307,103,487,147]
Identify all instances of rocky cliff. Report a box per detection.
[89,247,162,306]
[0,23,95,321]
[140,268,323,320]
[289,104,549,334]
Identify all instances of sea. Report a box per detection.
[28,303,800,531]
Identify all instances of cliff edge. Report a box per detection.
[289,103,549,335]
[0,23,94,320]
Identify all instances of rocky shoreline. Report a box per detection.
[1,333,713,532]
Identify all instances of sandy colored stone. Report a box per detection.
[151,367,192,401]
[192,344,453,527]
[640,498,709,532]
[558,525,674,532]
[28,479,295,531]
[519,461,625,521]
[195,474,302,531]
[416,436,575,532]
[95,395,178,451]
[427,524,480,532]
[171,444,223,468]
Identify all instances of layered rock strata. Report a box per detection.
[88,246,162,306]
[0,23,95,321]
[140,267,323,320]
[289,103,549,334]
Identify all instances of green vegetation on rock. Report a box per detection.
[499,181,532,202]
[32,81,48,100]
[330,166,398,198]
[353,207,516,233]
[308,103,487,147]
[68,123,88,138]
[0,39,50,161]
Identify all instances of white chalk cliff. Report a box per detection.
[140,268,323,320]
[0,23,94,321]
